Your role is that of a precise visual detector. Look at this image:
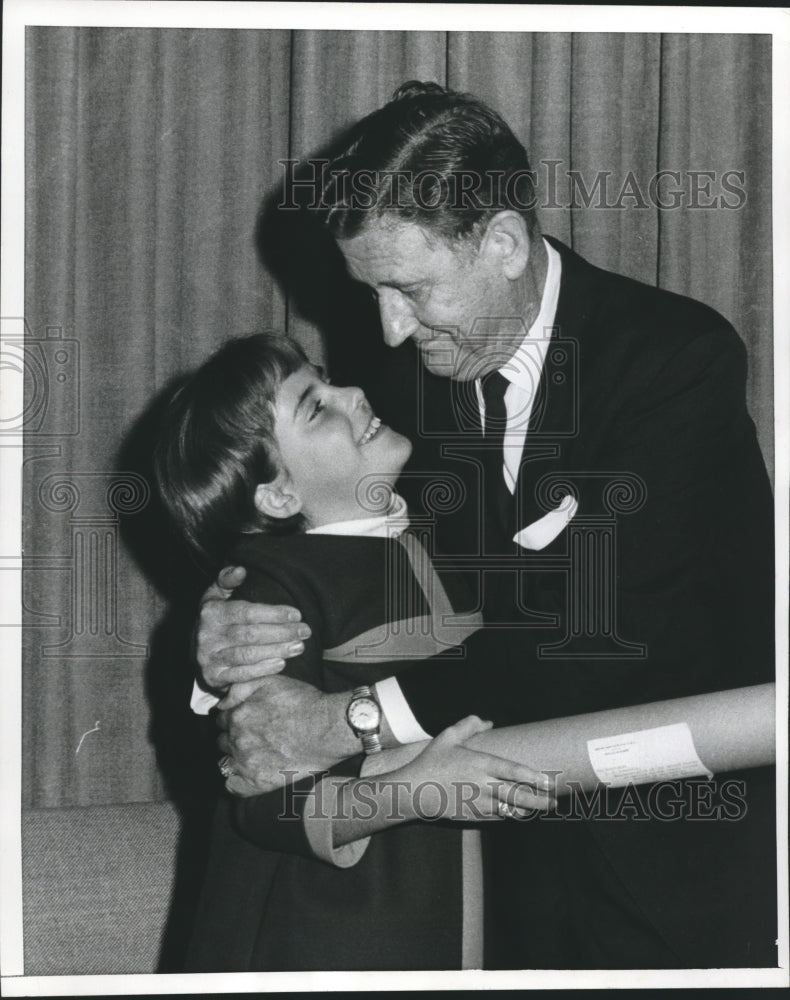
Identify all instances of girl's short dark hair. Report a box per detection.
[154,332,309,566]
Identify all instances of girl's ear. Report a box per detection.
[254,476,303,520]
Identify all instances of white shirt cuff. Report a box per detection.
[375,677,431,743]
[190,679,220,715]
[302,776,371,868]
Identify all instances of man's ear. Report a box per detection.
[254,476,303,521]
[480,210,530,280]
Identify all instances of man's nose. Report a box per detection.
[378,290,419,348]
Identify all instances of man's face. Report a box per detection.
[271,364,412,528]
[337,219,526,380]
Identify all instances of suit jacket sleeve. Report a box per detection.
[395,321,774,732]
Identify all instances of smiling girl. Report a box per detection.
[154,332,550,971]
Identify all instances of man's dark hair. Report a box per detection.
[154,333,308,567]
[322,80,539,245]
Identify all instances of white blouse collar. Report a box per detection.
[306,491,409,539]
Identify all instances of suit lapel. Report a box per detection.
[515,237,595,534]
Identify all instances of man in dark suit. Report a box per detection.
[197,82,776,968]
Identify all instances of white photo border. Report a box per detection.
[1,1,788,993]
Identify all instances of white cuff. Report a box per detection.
[190,679,220,715]
[375,676,431,743]
[302,776,371,868]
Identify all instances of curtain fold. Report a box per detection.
[657,34,772,429]
[23,28,773,807]
[567,32,662,280]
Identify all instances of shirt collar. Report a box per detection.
[498,237,562,392]
[306,491,409,539]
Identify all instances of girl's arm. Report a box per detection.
[325,715,556,848]
[360,683,776,804]
[233,714,554,861]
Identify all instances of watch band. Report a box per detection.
[361,731,382,754]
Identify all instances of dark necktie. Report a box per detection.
[481,371,511,551]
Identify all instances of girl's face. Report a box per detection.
[268,364,412,528]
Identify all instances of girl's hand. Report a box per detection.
[391,715,557,822]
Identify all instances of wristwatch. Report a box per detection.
[346,685,382,754]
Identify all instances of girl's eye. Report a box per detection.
[309,398,325,422]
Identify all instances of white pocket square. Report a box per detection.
[513,494,578,550]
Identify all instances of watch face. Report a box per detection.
[348,696,380,733]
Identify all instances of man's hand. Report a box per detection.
[216,675,358,796]
[197,565,312,691]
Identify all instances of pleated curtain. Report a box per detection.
[23,28,773,807]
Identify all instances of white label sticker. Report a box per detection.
[587,722,712,786]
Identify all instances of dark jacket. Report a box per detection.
[361,237,776,968]
[185,531,481,972]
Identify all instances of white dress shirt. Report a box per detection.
[378,238,563,741]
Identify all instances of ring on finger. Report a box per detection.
[218,754,236,779]
[498,800,519,819]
